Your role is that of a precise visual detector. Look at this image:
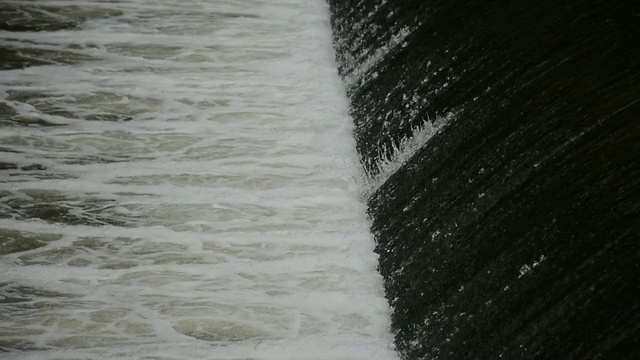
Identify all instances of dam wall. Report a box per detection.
[328,0,639,358]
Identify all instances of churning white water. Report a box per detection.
[0,0,397,358]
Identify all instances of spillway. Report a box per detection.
[328,0,639,358]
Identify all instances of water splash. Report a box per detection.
[363,112,455,198]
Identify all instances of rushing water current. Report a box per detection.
[0,1,397,358]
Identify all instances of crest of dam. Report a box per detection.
[327,0,639,359]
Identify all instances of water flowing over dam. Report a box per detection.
[328,0,639,359]
[1,0,638,359]
[0,1,398,359]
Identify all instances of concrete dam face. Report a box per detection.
[328,0,639,359]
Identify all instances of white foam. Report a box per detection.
[0,0,397,358]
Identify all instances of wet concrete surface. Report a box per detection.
[329,0,639,358]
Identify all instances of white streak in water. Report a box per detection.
[363,112,455,197]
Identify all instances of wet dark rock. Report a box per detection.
[329,0,639,359]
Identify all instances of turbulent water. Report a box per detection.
[0,1,397,358]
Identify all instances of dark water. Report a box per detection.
[329,0,639,359]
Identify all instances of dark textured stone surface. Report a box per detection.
[329,0,639,359]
